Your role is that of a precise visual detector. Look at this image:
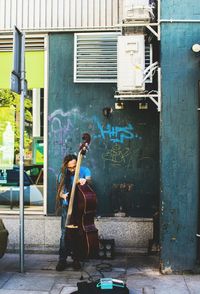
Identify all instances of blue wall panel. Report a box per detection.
[160,20,200,271]
[47,33,159,217]
[161,0,200,19]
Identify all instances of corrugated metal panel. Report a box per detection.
[0,0,120,32]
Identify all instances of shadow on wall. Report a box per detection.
[0,219,9,258]
[109,182,159,217]
[110,183,134,216]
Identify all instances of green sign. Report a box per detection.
[33,137,44,165]
[0,107,15,169]
[0,51,44,89]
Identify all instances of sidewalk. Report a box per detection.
[0,253,200,294]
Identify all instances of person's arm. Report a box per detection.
[79,176,91,185]
[78,167,92,185]
[57,172,68,200]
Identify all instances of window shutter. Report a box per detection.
[0,35,45,51]
[74,33,119,83]
[145,43,153,83]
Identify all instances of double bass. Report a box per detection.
[65,133,99,259]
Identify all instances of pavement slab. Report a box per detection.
[0,291,48,294]
[183,275,200,294]
[0,272,13,288]
[59,287,78,294]
[0,253,200,294]
[1,273,55,292]
[50,283,77,294]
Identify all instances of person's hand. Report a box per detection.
[60,191,69,200]
[79,178,86,185]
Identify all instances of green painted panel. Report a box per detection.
[47,33,159,216]
[26,52,44,88]
[0,51,44,89]
[0,53,12,89]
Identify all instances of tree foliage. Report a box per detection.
[0,89,33,156]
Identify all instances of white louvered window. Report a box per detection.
[74,33,153,83]
[145,43,153,83]
[74,32,119,83]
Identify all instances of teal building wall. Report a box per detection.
[47,33,159,218]
[160,0,200,271]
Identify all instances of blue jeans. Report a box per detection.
[58,205,71,261]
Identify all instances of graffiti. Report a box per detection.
[48,111,143,172]
[102,144,130,166]
[48,108,79,159]
[93,116,141,143]
[48,108,79,120]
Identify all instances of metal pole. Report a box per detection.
[19,32,25,273]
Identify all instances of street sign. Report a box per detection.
[10,26,22,94]
[11,71,20,94]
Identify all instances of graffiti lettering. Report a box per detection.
[93,116,141,143]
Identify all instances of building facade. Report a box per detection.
[0,0,199,272]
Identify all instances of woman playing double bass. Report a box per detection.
[56,154,92,271]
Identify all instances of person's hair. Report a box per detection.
[56,154,77,208]
[61,154,77,175]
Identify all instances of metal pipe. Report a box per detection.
[32,88,41,137]
[160,19,200,23]
[19,32,25,274]
[43,35,48,216]
[143,65,158,83]
[114,94,158,98]
[144,61,158,74]
[157,67,161,112]
[157,0,161,40]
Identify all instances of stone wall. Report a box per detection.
[1,215,153,254]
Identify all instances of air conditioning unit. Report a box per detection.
[117,35,145,92]
[123,0,154,22]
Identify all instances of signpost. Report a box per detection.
[11,26,26,273]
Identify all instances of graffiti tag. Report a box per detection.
[93,116,141,143]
